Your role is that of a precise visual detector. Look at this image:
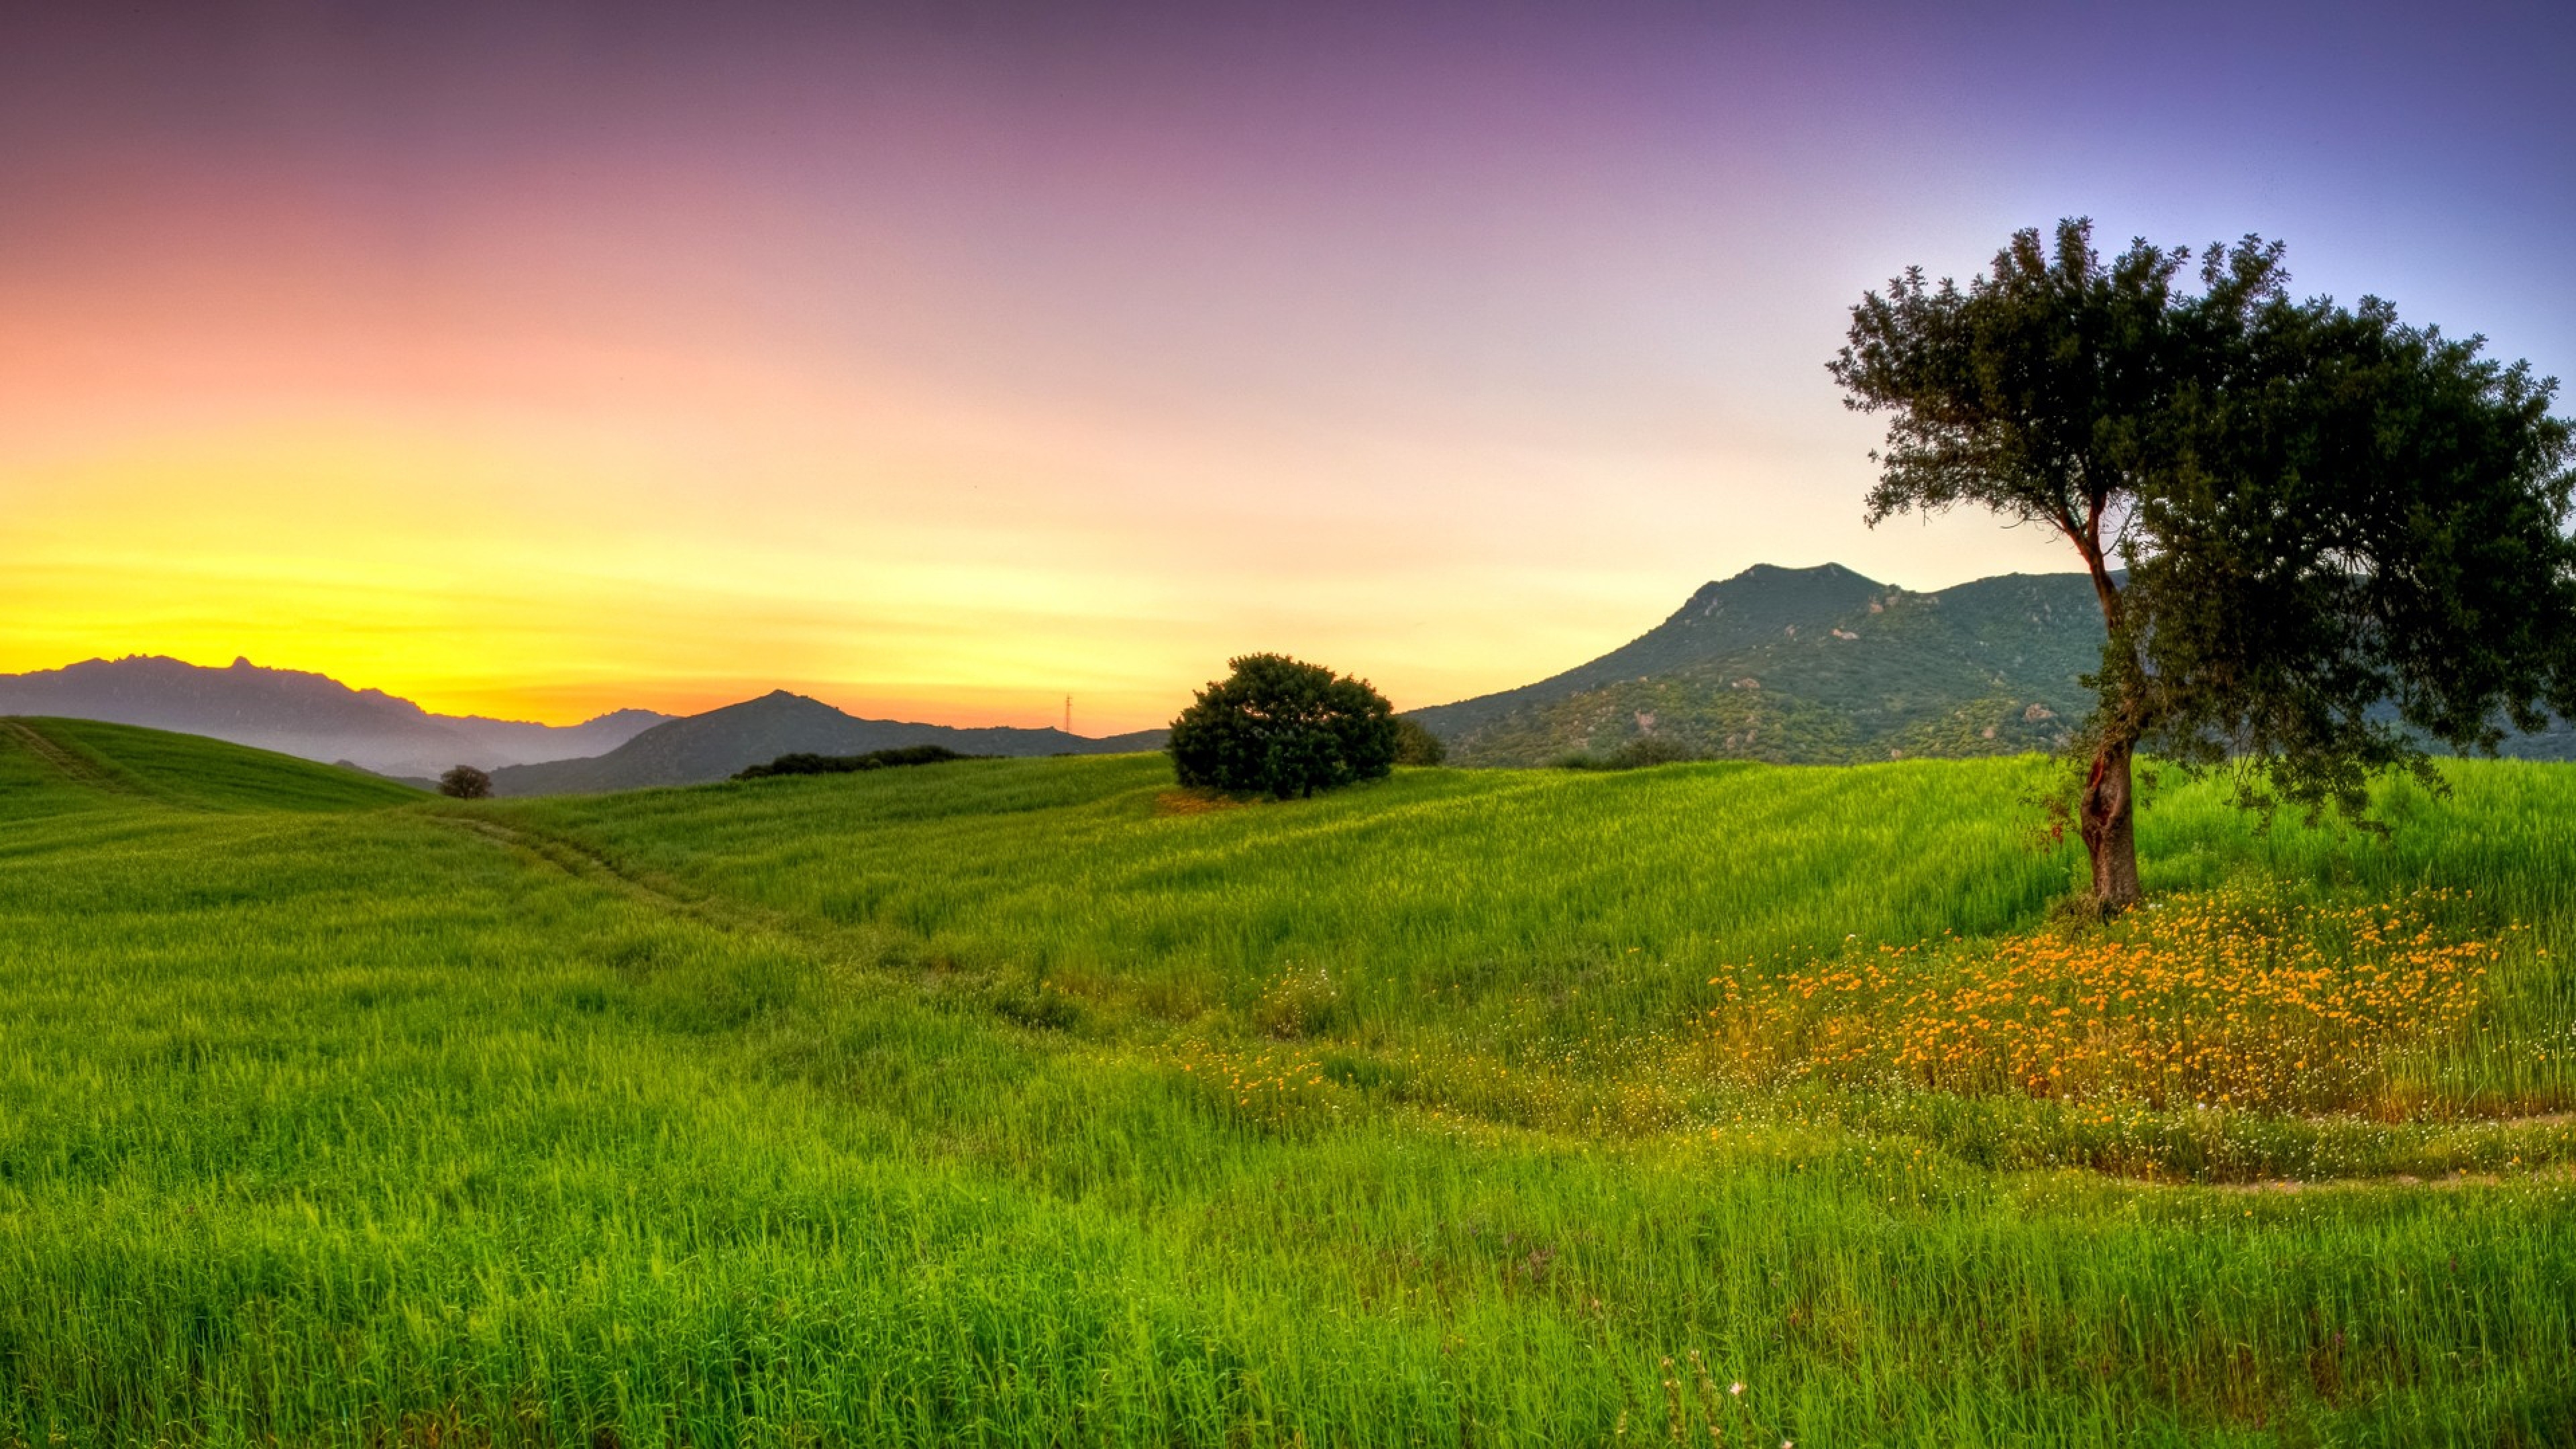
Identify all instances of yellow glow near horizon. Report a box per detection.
[0,347,2079,732]
[0,60,2092,735]
[2,407,1224,729]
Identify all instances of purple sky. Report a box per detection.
[4,1,2570,727]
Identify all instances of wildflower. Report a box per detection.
[1729,1383,1744,1397]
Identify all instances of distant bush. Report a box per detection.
[1167,653,1399,800]
[1552,736,1703,771]
[1391,716,1448,766]
[734,745,977,781]
[1611,736,1702,769]
[436,765,493,799]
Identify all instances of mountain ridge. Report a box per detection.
[1410,563,2576,766]
[1411,561,2110,764]
[486,690,1167,796]
[0,655,1171,795]
[0,655,674,778]
[30,559,2570,793]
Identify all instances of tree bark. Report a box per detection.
[2080,737,2142,910]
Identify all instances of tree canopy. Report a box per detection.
[1167,654,1400,799]
[1831,219,2576,907]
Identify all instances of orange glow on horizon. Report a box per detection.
[0,11,2121,733]
[0,305,2078,732]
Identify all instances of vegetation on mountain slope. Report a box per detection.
[1408,561,1887,747]
[1424,568,2104,765]
[1417,563,2576,773]
[735,744,979,779]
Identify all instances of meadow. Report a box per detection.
[3,715,2573,1446]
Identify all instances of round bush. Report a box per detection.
[1167,654,1399,799]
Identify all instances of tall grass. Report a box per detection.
[5,724,2575,1445]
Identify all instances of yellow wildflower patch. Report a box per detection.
[1169,1039,1335,1130]
[1698,889,2510,1116]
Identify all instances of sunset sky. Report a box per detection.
[5,2,2572,732]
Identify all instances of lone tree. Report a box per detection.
[1168,653,1400,799]
[437,764,493,800]
[1832,219,2576,909]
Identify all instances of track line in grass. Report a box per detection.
[1,718,152,800]
[419,809,909,976]
[422,810,745,924]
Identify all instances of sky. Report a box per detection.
[4,1,2572,732]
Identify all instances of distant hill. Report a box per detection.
[0,656,671,779]
[1,716,425,815]
[1413,563,2576,766]
[487,690,1167,796]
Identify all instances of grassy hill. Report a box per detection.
[0,715,424,815]
[6,722,2576,1444]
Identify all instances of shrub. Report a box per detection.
[1551,736,1702,771]
[1167,654,1398,800]
[1607,735,1700,769]
[1391,716,1448,766]
[734,745,975,781]
[436,765,492,799]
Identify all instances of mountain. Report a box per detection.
[1409,564,1886,745]
[486,690,1167,796]
[1411,564,2110,765]
[1414,563,2576,766]
[0,655,672,778]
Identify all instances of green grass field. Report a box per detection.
[4,715,2573,1446]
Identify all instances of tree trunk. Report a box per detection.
[2079,737,2142,910]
